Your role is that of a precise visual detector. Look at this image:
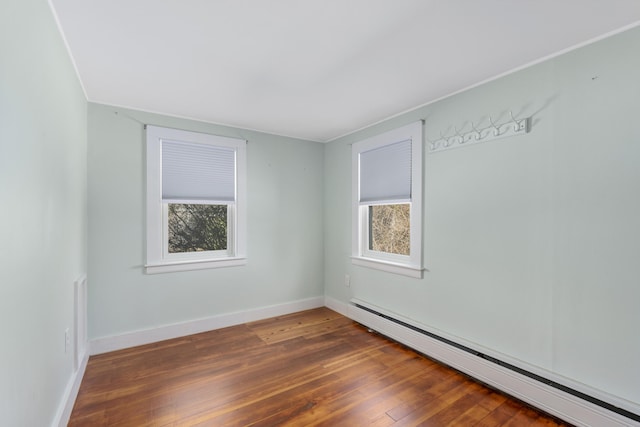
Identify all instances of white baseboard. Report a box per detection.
[324,295,349,316]
[51,349,89,427]
[90,296,325,355]
[346,300,640,427]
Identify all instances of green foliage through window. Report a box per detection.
[168,204,227,253]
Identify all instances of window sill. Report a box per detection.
[351,256,424,279]
[145,257,247,274]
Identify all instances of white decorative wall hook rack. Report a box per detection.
[428,112,531,153]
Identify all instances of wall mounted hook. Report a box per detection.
[488,115,501,136]
[428,110,532,153]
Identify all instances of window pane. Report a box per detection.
[168,204,227,253]
[369,204,410,256]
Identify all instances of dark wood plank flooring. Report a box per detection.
[69,307,571,426]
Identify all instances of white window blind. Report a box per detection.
[359,139,412,203]
[162,139,236,203]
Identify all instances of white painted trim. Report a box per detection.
[47,0,89,100]
[74,275,88,371]
[145,126,247,273]
[51,349,89,427]
[90,296,324,355]
[145,257,247,274]
[324,296,349,316]
[346,301,640,427]
[351,121,424,276]
[351,256,423,278]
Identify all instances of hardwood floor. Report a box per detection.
[69,308,571,426]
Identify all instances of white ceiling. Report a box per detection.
[50,0,640,142]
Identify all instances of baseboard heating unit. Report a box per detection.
[347,299,640,427]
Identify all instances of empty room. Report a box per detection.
[2,1,640,426]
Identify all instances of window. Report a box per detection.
[146,125,246,274]
[352,121,423,278]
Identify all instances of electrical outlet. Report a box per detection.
[344,274,351,287]
[65,328,70,353]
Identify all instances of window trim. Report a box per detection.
[351,121,424,278]
[145,125,247,274]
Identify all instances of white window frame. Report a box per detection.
[145,125,247,274]
[352,121,423,278]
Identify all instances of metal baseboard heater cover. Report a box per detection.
[350,301,640,425]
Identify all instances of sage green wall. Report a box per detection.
[0,0,88,425]
[87,104,324,340]
[325,27,640,406]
